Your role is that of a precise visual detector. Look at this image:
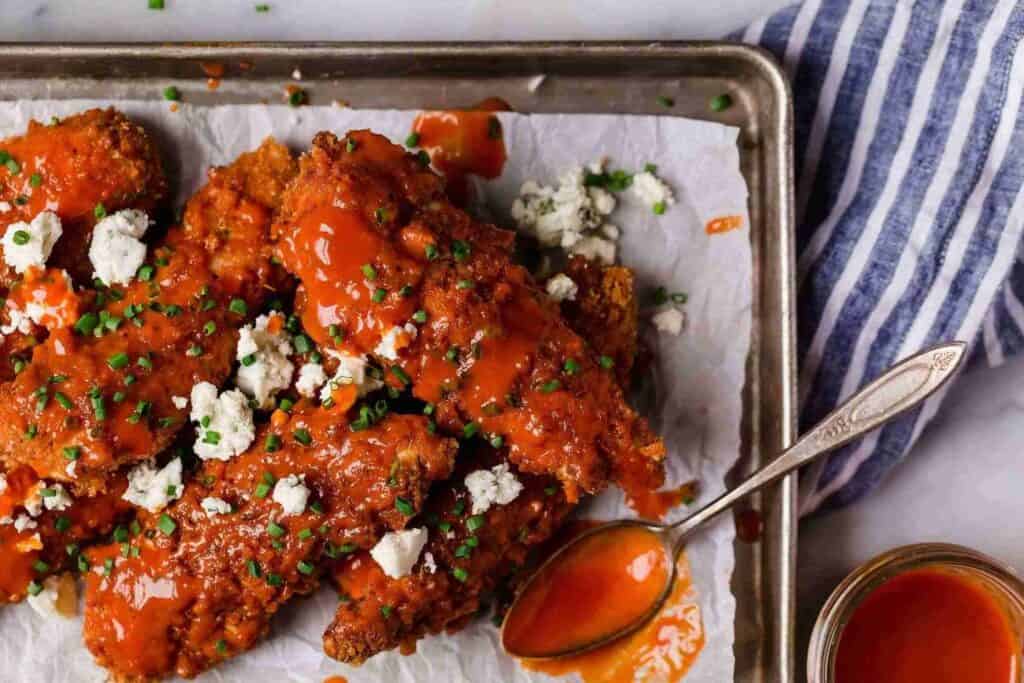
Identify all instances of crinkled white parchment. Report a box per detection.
[0,101,750,683]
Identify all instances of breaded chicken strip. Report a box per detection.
[276,130,664,502]
[323,261,639,663]
[83,407,456,681]
[0,139,296,494]
[0,108,167,287]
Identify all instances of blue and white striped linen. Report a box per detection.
[735,0,1024,515]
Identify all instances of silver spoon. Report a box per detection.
[501,340,968,659]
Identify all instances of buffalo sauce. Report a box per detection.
[411,99,508,205]
[503,524,671,658]
[834,568,1017,683]
[509,539,704,682]
[627,480,699,520]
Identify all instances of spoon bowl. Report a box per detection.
[501,341,967,660]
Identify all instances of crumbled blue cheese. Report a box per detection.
[568,235,616,265]
[89,209,150,285]
[422,551,437,574]
[189,382,255,461]
[374,323,417,361]
[26,576,64,619]
[295,362,328,398]
[321,350,383,401]
[122,458,183,512]
[370,527,428,579]
[464,463,524,515]
[23,484,42,517]
[171,395,188,410]
[652,308,686,336]
[630,170,676,212]
[14,514,36,532]
[545,273,578,302]
[235,313,294,409]
[272,474,309,516]
[511,165,616,250]
[41,483,72,512]
[200,497,232,517]
[1,210,62,273]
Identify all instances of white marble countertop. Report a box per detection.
[14,2,1022,681]
[0,0,790,42]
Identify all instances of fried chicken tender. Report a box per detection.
[276,130,665,502]
[0,139,296,495]
[0,108,167,287]
[323,262,640,663]
[83,407,456,681]
[324,445,571,664]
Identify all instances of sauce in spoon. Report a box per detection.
[502,524,671,658]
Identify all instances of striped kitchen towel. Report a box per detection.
[736,0,1024,515]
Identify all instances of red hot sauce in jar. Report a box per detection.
[834,567,1018,683]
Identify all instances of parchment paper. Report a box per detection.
[0,101,751,683]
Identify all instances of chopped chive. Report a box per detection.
[149,0,165,9]
[5,159,20,175]
[411,309,427,324]
[266,573,283,586]
[254,482,271,499]
[455,544,472,558]
[136,355,153,370]
[361,263,377,280]
[710,93,733,112]
[107,352,130,370]
[54,516,71,532]
[12,230,29,245]
[288,89,307,107]
[466,515,485,532]
[113,526,129,543]
[293,334,312,354]
[653,200,667,215]
[228,299,247,316]
[297,528,313,540]
[77,555,90,572]
[462,422,480,439]
[255,3,270,11]
[203,430,221,445]
[371,288,387,303]
[29,172,41,188]
[267,521,286,538]
[309,500,324,514]
[380,604,393,617]
[297,560,315,575]
[452,500,465,516]
[395,497,414,516]
[94,203,107,219]
[62,446,80,460]
[405,132,420,147]
[445,346,459,364]
[247,559,262,577]
[452,240,471,262]
[390,365,411,385]
[424,244,438,261]
[215,639,227,654]
[563,358,580,375]
[137,264,154,281]
[54,392,72,410]
[241,353,257,367]
[456,279,475,290]
[157,514,176,535]
[489,434,504,449]
[186,344,203,357]
[265,434,281,452]
[416,150,431,167]
[599,355,615,369]
[539,379,561,393]
[544,485,558,496]
[452,567,469,582]
[657,95,675,108]
[26,580,43,596]
[293,428,312,445]
[278,398,294,413]
[346,138,358,153]
[203,320,216,336]
[25,423,37,439]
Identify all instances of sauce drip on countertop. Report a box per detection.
[503,524,671,658]
[834,567,1017,683]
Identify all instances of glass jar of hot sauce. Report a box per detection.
[808,543,1024,683]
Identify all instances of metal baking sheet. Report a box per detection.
[0,42,797,682]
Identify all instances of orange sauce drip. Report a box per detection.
[705,215,743,234]
[200,62,225,78]
[518,552,705,682]
[412,103,508,205]
[323,677,348,683]
[627,480,699,520]
[503,524,671,658]
[279,205,419,350]
[7,266,79,331]
[835,568,1018,683]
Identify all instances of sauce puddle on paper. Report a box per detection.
[518,552,704,682]
[627,480,699,520]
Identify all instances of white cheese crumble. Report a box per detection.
[171,395,188,410]
[26,576,63,619]
[0,473,7,494]
[0,304,32,335]
[122,458,183,513]
[422,551,437,574]
[0,202,11,213]
[272,474,310,516]
[23,484,42,517]
[374,323,417,361]
[630,170,676,212]
[1,210,62,273]
[189,382,256,461]
[295,362,327,398]
[89,209,150,285]
[652,308,686,336]
[321,350,383,401]
[200,497,232,517]
[235,313,295,409]
[14,514,36,532]
[545,274,578,303]
[370,527,428,579]
[41,483,72,512]
[65,461,77,479]
[464,463,524,515]
[568,235,616,265]
[511,166,616,250]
